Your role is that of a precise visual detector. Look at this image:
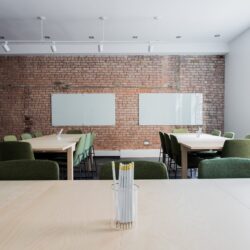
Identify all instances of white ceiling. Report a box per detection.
[0,0,249,54]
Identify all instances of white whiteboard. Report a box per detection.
[139,93,203,125]
[51,94,115,126]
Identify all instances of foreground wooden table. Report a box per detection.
[1,180,250,250]
[24,134,82,180]
[174,133,228,179]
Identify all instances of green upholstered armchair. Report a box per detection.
[99,160,169,180]
[221,140,250,158]
[172,128,188,133]
[3,135,18,142]
[211,129,221,136]
[66,130,82,134]
[223,132,235,139]
[0,142,35,161]
[33,131,43,137]
[21,133,33,140]
[198,157,250,178]
[0,160,59,180]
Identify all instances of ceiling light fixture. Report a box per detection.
[51,41,57,53]
[148,42,153,53]
[214,34,221,38]
[132,36,138,39]
[176,36,182,39]
[2,41,10,52]
[98,16,107,53]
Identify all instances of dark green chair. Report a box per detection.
[0,160,59,180]
[172,128,188,133]
[33,131,43,138]
[163,133,174,169]
[66,129,82,134]
[211,129,221,136]
[221,140,250,158]
[170,135,201,178]
[198,158,250,179]
[3,135,18,142]
[100,160,168,180]
[245,134,250,139]
[223,132,235,139]
[21,133,33,140]
[159,131,167,163]
[0,142,35,161]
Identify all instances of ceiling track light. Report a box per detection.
[2,41,10,52]
[98,43,103,52]
[148,42,153,53]
[51,41,57,53]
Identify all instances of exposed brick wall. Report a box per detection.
[0,55,224,150]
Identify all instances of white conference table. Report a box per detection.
[24,134,82,180]
[1,180,250,250]
[173,133,228,179]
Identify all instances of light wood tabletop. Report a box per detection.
[1,180,250,250]
[24,134,82,180]
[172,133,228,179]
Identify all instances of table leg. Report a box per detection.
[67,147,74,180]
[181,145,188,179]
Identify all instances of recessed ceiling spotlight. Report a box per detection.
[44,35,51,39]
[153,16,161,20]
[132,36,138,39]
[214,34,221,38]
[37,16,46,20]
[0,36,5,40]
[176,36,182,39]
[89,36,95,39]
[99,16,108,21]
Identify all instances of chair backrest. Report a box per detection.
[159,131,167,154]
[172,128,188,133]
[163,133,172,158]
[211,129,221,136]
[73,135,86,166]
[21,133,33,140]
[3,135,18,142]
[33,131,43,138]
[221,140,250,158]
[83,133,92,157]
[0,160,59,180]
[223,132,235,139]
[0,142,35,161]
[170,135,181,165]
[198,158,250,179]
[66,129,82,134]
[245,134,250,139]
[99,160,168,180]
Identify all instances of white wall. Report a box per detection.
[225,28,250,138]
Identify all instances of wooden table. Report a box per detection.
[24,134,82,180]
[173,133,228,179]
[1,180,250,250]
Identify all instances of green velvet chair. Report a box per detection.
[211,129,221,136]
[100,160,168,180]
[21,133,33,140]
[33,131,43,138]
[0,160,59,180]
[0,142,35,161]
[170,135,201,178]
[172,128,188,133]
[223,132,235,139]
[245,134,250,139]
[66,129,82,134]
[159,131,167,163]
[198,158,250,179]
[3,135,18,142]
[221,140,250,158]
[163,133,174,169]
